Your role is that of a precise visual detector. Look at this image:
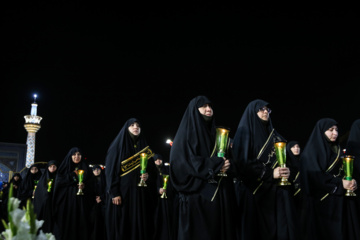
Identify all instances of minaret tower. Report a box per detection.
[24,94,42,168]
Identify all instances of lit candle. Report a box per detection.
[78,170,84,183]
[140,153,148,174]
[274,141,286,166]
[166,139,173,146]
[343,156,354,181]
[163,175,169,190]
[216,127,230,157]
[47,179,53,192]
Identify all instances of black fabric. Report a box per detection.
[104,118,157,240]
[231,99,299,240]
[286,140,303,218]
[169,95,237,240]
[346,119,360,182]
[90,166,107,240]
[33,160,59,234]
[52,147,96,240]
[0,173,22,223]
[344,119,360,240]
[152,154,175,240]
[300,118,360,240]
[18,163,42,208]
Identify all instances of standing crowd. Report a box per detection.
[0,96,359,240]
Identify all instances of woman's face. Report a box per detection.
[48,164,57,173]
[30,166,38,174]
[14,176,19,181]
[155,158,163,166]
[324,125,338,142]
[93,168,101,176]
[257,106,271,121]
[128,122,141,136]
[198,104,213,117]
[72,152,82,164]
[290,144,301,155]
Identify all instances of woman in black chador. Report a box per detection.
[169,95,237,240]
[18,163,42,209]
[231,99,299,240]
[1,173,22,223]
[33,160,59,234]
[300,118,359,240]
[90,165,107,240]
[52,147,96,240]
[346,118,360,220]
[105,118,157,240]
[152,153,175,240]
[286,140,303,218]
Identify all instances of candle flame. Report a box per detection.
[166,139,173,146]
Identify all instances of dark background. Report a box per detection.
[2,2,359,165]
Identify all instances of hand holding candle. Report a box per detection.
[216,127,230,158]
[274,141,291,186]
[77,170,85,195]
[342,155,356,196]
[32,180,39,199]
[47,179,53,192]
[161,175,169,198]
[138,153,148,187]
[215,127,230,177]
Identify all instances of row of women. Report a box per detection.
[0,120,176,240]
[168,96,360,240]
[1,96,360,240]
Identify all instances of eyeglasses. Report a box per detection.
[258,107,272,114]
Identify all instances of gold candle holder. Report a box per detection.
[215,127,230,177]
[342,155,356,197]
[77,170,85,195]
[274,141,291,186]
[161,175,169,199]
[138,153,148,187]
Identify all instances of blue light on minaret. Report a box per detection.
[24,94,42,168]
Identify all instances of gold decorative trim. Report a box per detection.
[253,129,275,194]
[321,147,340,201]
[256,129,275,160]
[211,176,223,202]
[253,181,263,195]
[120,146,154,177]
[294,188,301,196]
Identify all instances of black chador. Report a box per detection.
[232,99,299,240]
[52,147,96,240]
[33,160,59,233]
[169,96,237,240]
[105,118,157,240]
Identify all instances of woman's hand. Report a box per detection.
[220,158,230,173]
[112,196,121,205]
[343,179,357,191]
[141,173,149,181]
[274,166,290,179]
[159,188,165,195]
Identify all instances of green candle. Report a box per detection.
[343,156,354,181]
[216,127,230,157]
[274,141,286,166]
[140,153,148,174]
[47,179,53,192]
[163,175,169,190]
[78,170,84,183]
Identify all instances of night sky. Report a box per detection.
[2,2,359,166]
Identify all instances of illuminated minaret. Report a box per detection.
[24,94,42,168]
